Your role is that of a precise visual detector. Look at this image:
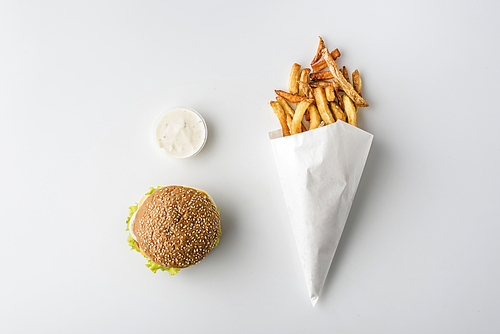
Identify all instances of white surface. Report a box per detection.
[1,1,499,333]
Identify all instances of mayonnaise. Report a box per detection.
[155,108,207,158]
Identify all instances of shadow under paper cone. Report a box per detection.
[270,121,373,306]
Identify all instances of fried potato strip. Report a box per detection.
[310,71,334,81]
[352,69,362,93]
[313,87,335,124]
[308,103,321,130]
[324,85,335,102]
[291,99,313,135]
[330,101,346,122]
[288,63,301,95]
[342,94,357,127]
[298,81,314,99]
[270,101,290,136]
[311,49,341,72]
[298,68,311,96]
[275,90,308,103]
[321,48,369,107]
[277,96,307,132]
[342,66,350,83]
[310,36,325,65]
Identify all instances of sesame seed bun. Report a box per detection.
[133,185,221,269]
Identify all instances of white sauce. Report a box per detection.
[155,108,207,158]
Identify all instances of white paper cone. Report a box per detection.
[269,121,373,306]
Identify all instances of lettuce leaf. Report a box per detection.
[146,262,181,275]
[126,186,163,232]
[125,203,138,232]
[145,185,163,196]
[126,186,180,275]
[214,231,221,247]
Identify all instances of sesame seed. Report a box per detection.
[133,185,220,268]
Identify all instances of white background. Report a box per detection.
[1,1,499,333]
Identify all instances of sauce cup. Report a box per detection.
[154,107,208,158]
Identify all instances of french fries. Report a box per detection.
[342,66,350,83]
[277,96,307,132]
[342,95,357,127]
[276,96,295,119]
[298,68,311,96]
[313,87,335,125]
[311,49,341,72]
[352,69,362,112]
[332,83,343,109]
[311,36,325,65]
[324,86,335,102]
[321,47,369,107]
[288,63,301,95]
[352,69,362,93]
[309,80,335,88]
[291,100,313,135]
[270,101,290,137]
[269,36,368,136]
[330,102,346,122]
[308,104,321,130]
[275,90,308,103]
[310,71,334,81]
[298,81,314,99]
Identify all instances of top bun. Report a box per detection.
[133,186,220,269]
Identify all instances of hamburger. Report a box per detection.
[126,185,221,274]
